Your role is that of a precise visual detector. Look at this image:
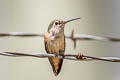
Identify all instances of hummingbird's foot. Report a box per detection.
[54,54,58,58]
[76,53,85,60]
[54,54,64,59]
[59,54,64,58]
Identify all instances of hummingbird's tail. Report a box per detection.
[48,57,63,76]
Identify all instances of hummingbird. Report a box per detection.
[44,18,80,76]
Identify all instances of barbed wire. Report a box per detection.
[0,30,120,48]
[0,52,120,62]
[0,31,120,62]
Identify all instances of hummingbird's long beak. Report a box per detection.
[65,18,81,24]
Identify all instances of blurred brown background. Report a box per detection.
[0,0,120,80]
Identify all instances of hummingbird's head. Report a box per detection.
[48,19,65,34]
[48,18,80,36]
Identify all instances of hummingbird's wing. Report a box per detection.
[44,32,65,76]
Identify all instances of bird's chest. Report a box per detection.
[50,38,63,48]
[49,37,64,53]
[45,35,65,54]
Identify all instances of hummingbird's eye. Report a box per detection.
[55,22,59,25]
[55,22,61,25]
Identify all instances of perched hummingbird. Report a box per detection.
[44,18,80,76]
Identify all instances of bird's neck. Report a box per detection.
[49,31,64,40]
